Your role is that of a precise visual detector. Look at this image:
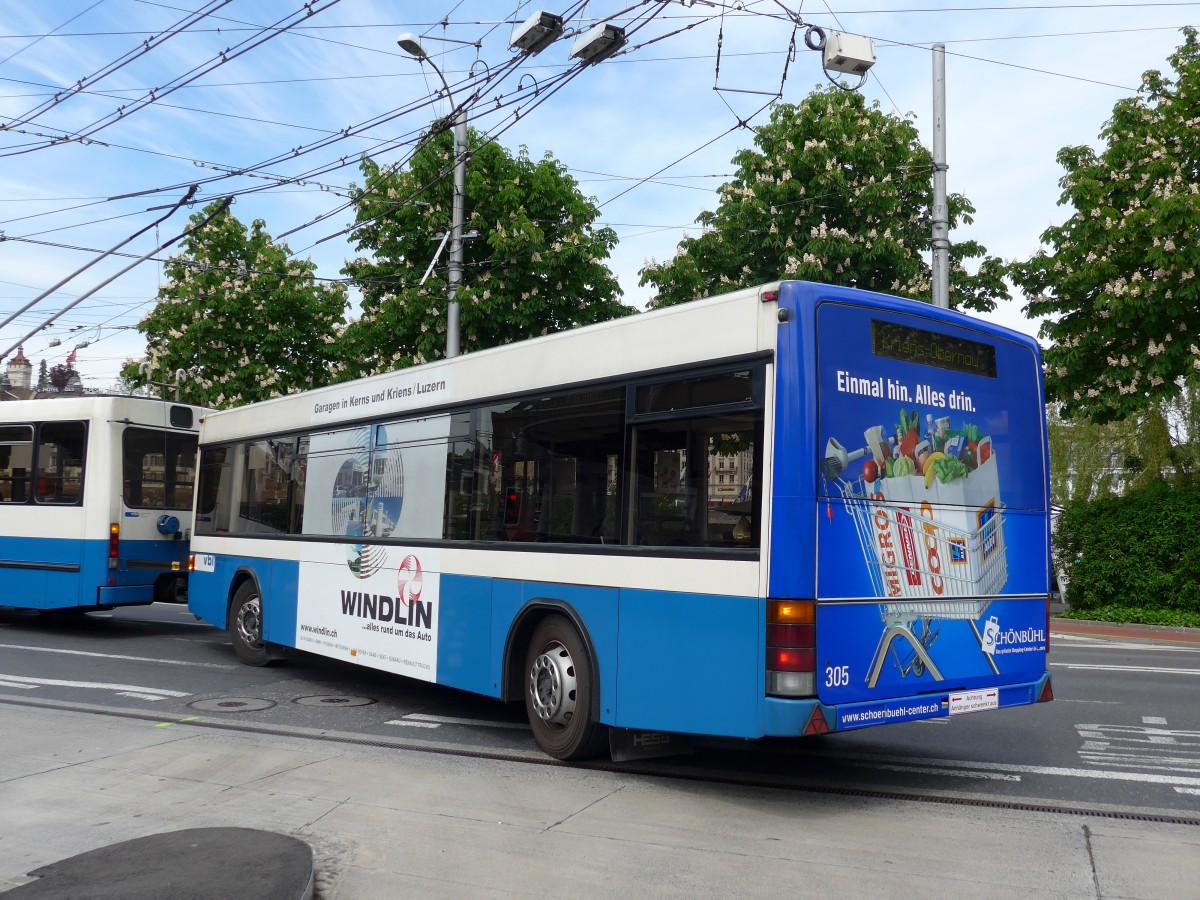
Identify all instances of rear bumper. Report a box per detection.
[763,673,1051,735]
[97,584,154,607]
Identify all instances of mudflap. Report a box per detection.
[608,728,694,762]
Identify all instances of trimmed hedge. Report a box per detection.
[1055,478,1200,614]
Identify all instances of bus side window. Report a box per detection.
[627,367,763,550]
[35,421,86,505]
[195,446,234,534]
[0,424,32,504]
[239,439,294,533]
[486,388,623,545]
[289,437,308,535]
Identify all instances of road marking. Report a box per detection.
[1051,663,1200,676]
[1077,724,1199,744]
[1176,787,1200,796]
[1079,754,1200,773]
[0,642,236,669]
[1053,699,1121,704]
[812,748,1200,789]
[155,716,200,729]
[0,680,38,690]
[0,673,188,698]
[1053,636,1200,653]
[389,713,531,731]
[116,692,170,702]
[1076,723,1200,777]
[851,761,1020,781]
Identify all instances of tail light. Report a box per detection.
[108,522,120,570]
[1038,678,1054,703]
[767,600,815,696]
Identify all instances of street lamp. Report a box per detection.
[397,33,469,358]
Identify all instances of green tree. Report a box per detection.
[639,88,1008,312]
[48,363,77,391]
[1012,27,1200,424]
[1047,381,1200,507]
[123,203,348,408]
[1047,404,1127,506]
[341,128,630,378]
[36,359,48,391]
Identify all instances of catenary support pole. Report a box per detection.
[932,43,950,309]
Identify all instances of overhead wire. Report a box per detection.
[0,0,110,68]
[0,11,1166,229]
[2,0,235,129]
[2,0,1189,362]
[2,0,348,158]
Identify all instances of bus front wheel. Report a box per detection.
[524,615,608,761]
[228,581,271,667]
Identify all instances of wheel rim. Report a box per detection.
[236,595,263,648]
[529,640,577,728]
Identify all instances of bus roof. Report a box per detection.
[198,281,783,441]
[196,280,1037,442]
[0,395,203,429]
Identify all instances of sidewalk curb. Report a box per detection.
[1050,615,1200,643]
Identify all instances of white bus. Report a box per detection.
[189,281,1053,760]
[0,396,201,612]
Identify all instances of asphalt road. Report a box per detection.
[0,603,1197,820]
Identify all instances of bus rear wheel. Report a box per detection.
[524,615,608,761]
[228,581,271,667]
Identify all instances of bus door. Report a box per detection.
[28,421,88,607]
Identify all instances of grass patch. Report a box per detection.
[1058,605,1200,629]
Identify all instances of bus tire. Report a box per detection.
[228,580,271,667]
[524,615,608,761]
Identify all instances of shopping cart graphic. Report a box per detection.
[833,474,1008,686]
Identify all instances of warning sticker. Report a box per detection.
[948,688,999,715]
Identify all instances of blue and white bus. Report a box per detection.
[188,281,1053,759]
[0,396,201,612]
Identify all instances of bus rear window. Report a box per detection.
[123,427,198,510]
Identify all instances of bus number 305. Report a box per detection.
[825,664,850,688]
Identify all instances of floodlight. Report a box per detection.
[569,22,626,65]
[509,10,564,54]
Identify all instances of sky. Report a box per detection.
[0,1,1195,390]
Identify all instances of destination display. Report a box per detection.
[871,319,998,379]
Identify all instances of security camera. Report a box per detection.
[822,32,876,76]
